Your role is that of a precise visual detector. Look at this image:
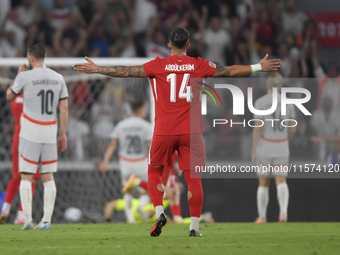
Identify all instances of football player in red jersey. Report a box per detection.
[74,27,281,237]
[0,91,41,224]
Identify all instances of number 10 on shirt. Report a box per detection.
[167,73,193,102]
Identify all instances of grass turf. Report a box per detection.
[0,223,339,255]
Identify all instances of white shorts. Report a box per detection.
[256,153,289,177]
[19,137,57,174]
[119,158,148,185]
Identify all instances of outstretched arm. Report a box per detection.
[74,57,147,78]
[213,54,281,77]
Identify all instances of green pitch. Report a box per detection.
[1,223,339,255]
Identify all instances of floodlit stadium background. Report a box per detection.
[0,0,340,223]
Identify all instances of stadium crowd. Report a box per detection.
[0,0,339,162]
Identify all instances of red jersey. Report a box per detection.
[143,55,216,135]
[11,93,23,136]
[10,93,23,177]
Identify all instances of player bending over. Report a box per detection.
[0,92,41,224]
[99,101,153,223]
[6,44,68,230]
[251,72,296,223]
[74,27,281,237]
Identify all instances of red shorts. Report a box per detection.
[149,134,205,173]
[12,134,40,179]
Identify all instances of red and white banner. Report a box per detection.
[316,13,340,48]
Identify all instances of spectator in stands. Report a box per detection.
[195,16,231,66]
[50,0,72,31]
[25,24,40,49]
[145,29,170,58]
[255,8,275,46]
[233,38,250,65]
[53,10,87,57]
[133,0,158,56]
[236,0,254,25]
[285,32,300,62]
[108,44,119,57]
[279,0,307,39]
[296,18,319,48]
[312,46,340,108]
[247,23,272,78]
[311,96,340,160]
[276,42,292,77]
[1,10,26,52]
[158,0,177,29]
[32,10,55,54]
[0,0,10,29]
[119,36,136,57]
[102,0,130,39]
[228,16,241,51]
[133,0,158,33]
[0,31,22,57]
[75,0,93,25]
[265,0,281,25]
[90,26,110,57]
[16,0,41,29]
[220,4,231,31]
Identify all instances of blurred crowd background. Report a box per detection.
[0,0,339,163]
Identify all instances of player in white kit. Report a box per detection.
[99,101,152,223]
[251,72,296,223]
[6,44,68,230]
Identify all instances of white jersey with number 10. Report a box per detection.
[11,67,68,144]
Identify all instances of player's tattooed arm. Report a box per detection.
[213,65,253,77]
[212,65,231,77]
[97,66,147,78]
[212,55,281,77]
[74,57,147,78]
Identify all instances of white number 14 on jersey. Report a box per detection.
[167,73,193,102]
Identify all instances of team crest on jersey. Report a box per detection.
[209,61,216,68]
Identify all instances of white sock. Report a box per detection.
[19,180,33,224]
[155,205,164,218]
[190,217,200,232]
[257,186,269,220]
[16,210,25,221]
[1,202,11,215]
[42,180,57,223]
[138,195,149,210]
[277,182,289,215]
[123,194,135,223]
